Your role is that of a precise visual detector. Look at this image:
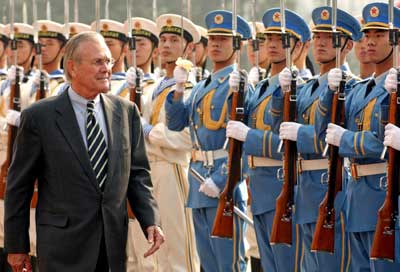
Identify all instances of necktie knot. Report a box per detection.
[87,100,95,113]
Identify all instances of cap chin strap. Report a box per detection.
[215,48,236,64]
[272,39,298,65]
[376,48,393,65]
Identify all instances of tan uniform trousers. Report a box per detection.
[149,159,199,272]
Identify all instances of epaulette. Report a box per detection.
[185,81,193,89]
[52,77,65,84]
[343,71,362,83]
[349,77,370,87]
[0,74,6,81]
[144,78,155,85]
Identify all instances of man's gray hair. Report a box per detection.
[63,31,105,82]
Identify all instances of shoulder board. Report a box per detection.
[144,78,155,84]
[52,77,65,84]
[350,77,370,87]
[185,82,193,89]
[0,74,6,81]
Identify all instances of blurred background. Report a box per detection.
[0,0,391,74]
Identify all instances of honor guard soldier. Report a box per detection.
[247,21,269,87]
[228,8,309,271]
[166,10,252,272]
[1,23,35,127]
[121,17,159,272]
[131,13,201,272]
[120,17,159,101]
[91,19,128,94]
[316,2,400,271]
[276,6,362,272]
[31,20,66,98]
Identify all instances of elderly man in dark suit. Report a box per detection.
[4,31,164,272]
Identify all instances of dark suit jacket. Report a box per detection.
[4,90,160,272]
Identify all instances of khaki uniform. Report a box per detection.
[141,78,199,272]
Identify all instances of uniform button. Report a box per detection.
[302,113,306,118]
[195,125,199,129]
[211,105,215,109]
[197,108,201,113]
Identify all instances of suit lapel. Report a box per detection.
[100,94,122,192]
[55,91,99,190]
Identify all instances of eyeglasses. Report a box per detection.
[80,57,115,68]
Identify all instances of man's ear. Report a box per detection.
[66,59,76,79]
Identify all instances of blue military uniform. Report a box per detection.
[315,3,400,270]
[165,10,252,272]
[242,8,310,272]
[271,6,362,272]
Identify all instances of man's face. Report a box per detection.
[158,33,185,64]
[126,36,153,67]
[194,42,207,66]
[364,29,391,64]
[312,32,337,64]
[207,35,234,63]
[69,39,112,97]
[247,37,268,66]
[104,37,125,63]
[265,33,286,63]
[355,35,371,64]
[0,41,6,60]
[7,39,34,66]
[39,37,63,65]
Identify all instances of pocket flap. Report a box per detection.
[38,211,69,227]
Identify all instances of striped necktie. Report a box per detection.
[86,100,108,190]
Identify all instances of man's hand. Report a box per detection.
[384,68,397,94]
[7,65,24,82]
[328,68,342,91]
[326,123,346,147]
[6,109,21,127]
[199,177,220,198]
[7,253,32,272]
[173,66,188,93]
[144,225,165,258]
[126,67,144,88]
[384,123,400,151]
[278,67,292,90]
[226,120,250,142]
[279,122,302,141]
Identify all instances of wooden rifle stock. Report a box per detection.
[0,69,21,199]
[129,84,142,114]
[270,72,297,246]
[312,77,345,253]
[30,73,48,208]
[370,70,400,261]
[211,77,245,238]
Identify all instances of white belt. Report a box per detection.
[248,156,282,168]
[191,149,228,167]
[350,162,387,179]
[298,158,328,173]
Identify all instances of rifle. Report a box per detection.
[126,0,143,113]
[311,0,345,253]
[0,0,20,200]
[270,1,297,246]
[211,0,245,238]
[370,0,399,261]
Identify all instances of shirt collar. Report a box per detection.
[68,86,101,110]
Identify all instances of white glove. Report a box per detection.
[226,120,250,142]
[229,69,248,90]
[7,65,24,81]
[328,68,342,91]
[154,67,165,80]
[173,66,188,93]
[384,123,400,151]
[32,70,49,87]
[199,177,220,198]
[248,66,265,86]
[127,67,144,88]
[325,123,346,147]
[279,122,302,141]
[279,67,292,89]
[384,68,397,94]
[6,109,21,127]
